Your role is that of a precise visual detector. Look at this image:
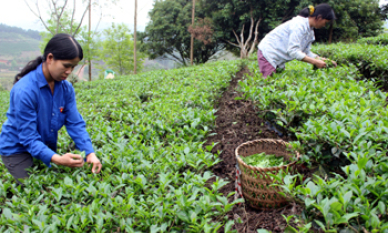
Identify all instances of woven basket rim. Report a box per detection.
[235,139,300,172]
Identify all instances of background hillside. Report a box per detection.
[0,23,41,58]
[0,24,41,91]
[0,23,237,91]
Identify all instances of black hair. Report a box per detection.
[14,33,83,84]
[299,3,336,21]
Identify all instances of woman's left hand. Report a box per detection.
[86,153,102,174]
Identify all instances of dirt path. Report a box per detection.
[205,68,304,233]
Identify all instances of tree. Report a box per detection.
[295,0,383,42]
[39,9,91,49]
[76,27,101,78]
[134,0,138,74]
[381,5,388,21]
[200,0,301,59]
[141,0,226,66]
[24,0,90,37]
[38,11,101,81]
[190,0,195,65]
[99,23,145,76]
[25,0,119,81]
[201,0,383,56]
[188,18,214,46]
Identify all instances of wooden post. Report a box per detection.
[190,0,195,66]
[134,0,137,74]
[328,22,334,44]
[88,0,92,81]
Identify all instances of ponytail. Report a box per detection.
[299,7,311,18]
[299,3,336,20]
[14,33,83,84]
[14,56,44,84]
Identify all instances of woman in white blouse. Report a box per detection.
[258,4,337,78]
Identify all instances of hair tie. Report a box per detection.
[308,5,315,16]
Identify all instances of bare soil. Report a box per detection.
[205,68,304,233]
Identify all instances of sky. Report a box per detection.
[0,0,155,32]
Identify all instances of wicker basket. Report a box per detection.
[235,139,300,209]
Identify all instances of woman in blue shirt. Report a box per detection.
[0,33,102,183]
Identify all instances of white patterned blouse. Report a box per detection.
[258,16,318,69]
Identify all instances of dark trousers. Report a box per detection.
[1,152,33,184]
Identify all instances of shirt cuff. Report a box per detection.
[308,52,318,58]
[82,140,95,158]
[295,51,307,60]
[40,147,56,167]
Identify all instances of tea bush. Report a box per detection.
[313,43,388,88]
[358,33,388,45]
[241,60,388,232]
[0,91,8,129]
[0,60,243,232]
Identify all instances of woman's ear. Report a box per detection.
[46,53,54,64]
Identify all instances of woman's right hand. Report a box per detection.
[51,153,85,167]
[314,59,327,69]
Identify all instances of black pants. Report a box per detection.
[1,152,33,184]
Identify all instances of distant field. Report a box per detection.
[0,31,33,40]
[0,72,15,91]
[0,39,40,56]
[20,51,41,59]
[0,51,41,60]
[0,71,16,79]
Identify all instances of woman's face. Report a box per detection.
[315,18,330,29]
[46,53,80,82]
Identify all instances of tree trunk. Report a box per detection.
[190,0,195,65]
[225,16,261,59]
[328,22,334,44]
[88,0,92,81]
[134,0,137,74]
[248,18,262,56]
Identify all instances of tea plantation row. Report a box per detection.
[0,60,243,232]
[357,33,388,45]
[242,52,388,231]
[313,41,388,88]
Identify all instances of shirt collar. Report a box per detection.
[304,17,314,30]
[36,63,62,88]
[36,63,49,88]
[295,16,314,31]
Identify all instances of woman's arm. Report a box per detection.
[15,89,56,167]
[305,42,318,59]
[64,85,94,156]
[287,23,309,61]
[302,56,327,68]
[64,84,102,173]
[287,20,326,69]
[303,34,337,68]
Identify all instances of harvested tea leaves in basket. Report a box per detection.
[241,152,285,168]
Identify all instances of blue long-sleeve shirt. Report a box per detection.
[0,64,94,167]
